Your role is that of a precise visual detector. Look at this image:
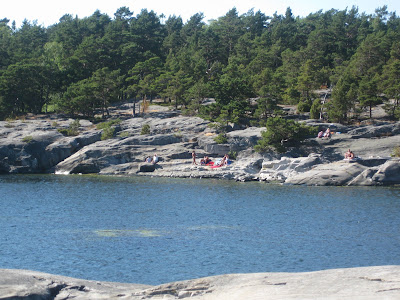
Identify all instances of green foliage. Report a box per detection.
[141,124,150,135]
[22,135,33,143]
[118,131,130,138]
[214,133,228,144]
[96,118,121,130]
[255,117,318,153]
[254,97,280,123]
[101,127,115,140]
[297,99,312,113]
[0,6,400,125]
[96,118,121,140]
[58,119,80,136]
[392,146,400,157]
[310,99,322,119]
[228,150,237,160]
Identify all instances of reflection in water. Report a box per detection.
[0,174,399,285]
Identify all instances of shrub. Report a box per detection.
[118,131,130,138]
[392,146,400,157]
[67,119,80,136]
[141,124,150,135]
[255,117,318,153]
[57,128,69,135]
[96,118,121,130]
[228,150,237,160]
[22,136,33,143]
[96,118,121,140]
[101,127,115,140]
[57,119,80,136]
[214,133,228,144]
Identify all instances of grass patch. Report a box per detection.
[392,146,400,157]
[22,136,33,143]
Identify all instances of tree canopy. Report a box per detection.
[0,5,399,122]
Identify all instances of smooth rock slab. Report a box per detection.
[285,160,368,186]
[1,266,400,299]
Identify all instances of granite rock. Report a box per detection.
[1,266,400,299]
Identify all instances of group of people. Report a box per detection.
[317,128,331,138]
[317,128,358,160]
[192,151,230,167]
[144,153,158,164]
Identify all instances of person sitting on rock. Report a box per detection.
[344,149,355,160]
[145,156,152,163]
[323,128,331,138]
[218,154,229,166]
[200,156,212,165]
[152,153,159,164]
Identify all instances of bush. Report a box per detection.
[255,117,318,153]
[141,124,150,135]
[96,118,121,140]
[101,127,115,140]
[118,131,130,138]
[228,150,237,160]
[96,118,121,130]
[57,119,80,136]
[214,133,228,144]
[392,146,400,157]
[22,136,33,143]
[67,119,80,136]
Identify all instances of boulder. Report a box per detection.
[138,163,157,172]
[226,127,264,151]
[0,119,101,173]
[371,159,400,185]
[259,154,323,182]
[285,160,368,186]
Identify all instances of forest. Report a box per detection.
[0,5,399,125]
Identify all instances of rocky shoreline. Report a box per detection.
[2,266,400,299]
[1,104,400,186]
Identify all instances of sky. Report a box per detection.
[1,0,400,28]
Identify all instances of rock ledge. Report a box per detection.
[1,266,400,299]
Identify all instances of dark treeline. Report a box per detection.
[0,5,399,124]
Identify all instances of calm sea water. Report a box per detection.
[0,174,399,285]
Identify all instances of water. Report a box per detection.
[1,174,399,285]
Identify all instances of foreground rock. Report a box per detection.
[1,266,400,299]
